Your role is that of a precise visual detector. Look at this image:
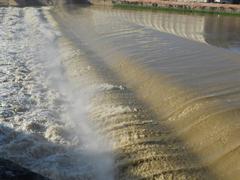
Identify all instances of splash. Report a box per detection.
[0,6,114,180]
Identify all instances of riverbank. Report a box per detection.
[111,0,240,15]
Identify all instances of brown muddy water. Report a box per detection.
[1,4,240,180]
[51,5,240,180]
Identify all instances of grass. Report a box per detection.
[113,3,240,16]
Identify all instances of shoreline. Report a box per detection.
[81,0,240,16]
[1,0,240,16]
[112,1,240,15]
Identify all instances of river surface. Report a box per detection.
[0,5,240,180]
[53,6,240,180]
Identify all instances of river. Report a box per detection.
[53,5,240,180]
[0,4,240,180]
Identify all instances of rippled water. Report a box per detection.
[1,4,240,180]
[107,8,240,54]
[53,6,240,180]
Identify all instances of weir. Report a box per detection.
[0,1,240,180]
[51,6,240,180]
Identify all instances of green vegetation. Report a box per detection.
[113,3,240,16]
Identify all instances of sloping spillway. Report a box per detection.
[52,6,240,180]
[1,5,240,180]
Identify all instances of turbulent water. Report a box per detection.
[0,4,240,180]
[0,6,114,180]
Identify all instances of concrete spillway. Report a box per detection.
[0,4,240,180]
[52,6,240,180]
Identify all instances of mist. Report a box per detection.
[38,8,115,180]
[0,5,114,180]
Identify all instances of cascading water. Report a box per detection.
[0,2,240,180]
[0,6,114,180]
[52,6,240,180]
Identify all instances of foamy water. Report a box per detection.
[1,5,240,180]
[52,6,240,180]
[0,7,115,180]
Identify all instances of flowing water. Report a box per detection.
[0,4,240,180]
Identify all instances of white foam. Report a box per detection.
[94,83,125,91]
[24,7,61,42]
[0,7,113,180]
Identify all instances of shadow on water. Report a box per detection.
[0,124,54,179]
[14,0,51,6]
[0,120,115,179]
[0,128,50,180]
[55,17,217,178]
[203,15,240,52]
[52,5,240,179]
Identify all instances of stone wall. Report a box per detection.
[89,0,112,5]
[113,0,240,14]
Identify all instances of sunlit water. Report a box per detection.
[1,4,240,180]
[53,6,240,180]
